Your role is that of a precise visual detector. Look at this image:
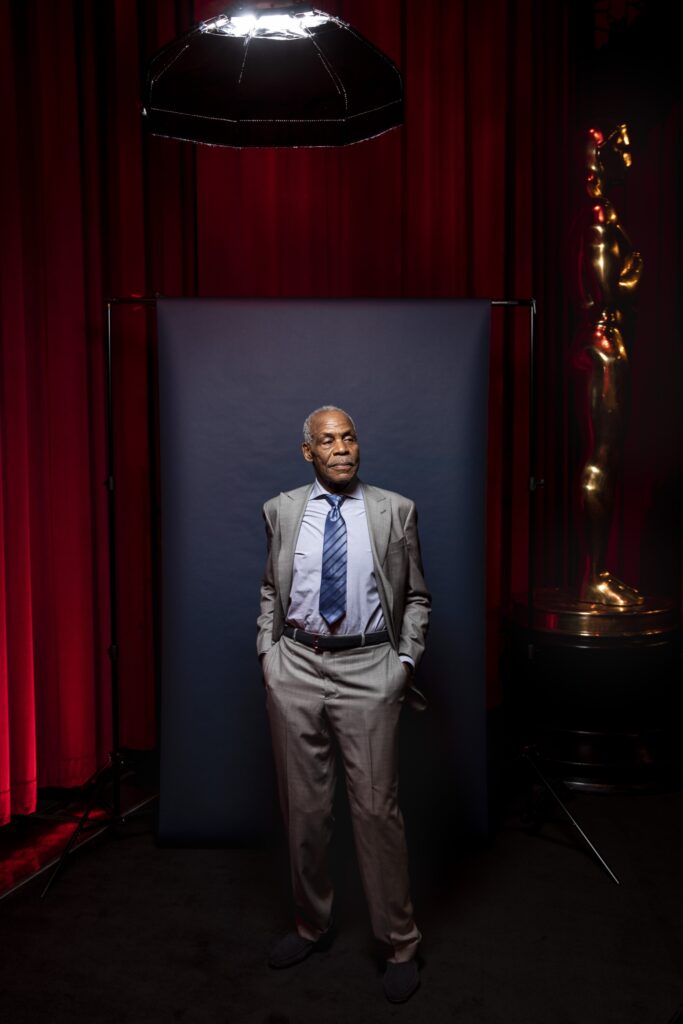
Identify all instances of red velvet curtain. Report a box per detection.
[1,0,678,826]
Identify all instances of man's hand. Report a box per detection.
[400,660,414,697]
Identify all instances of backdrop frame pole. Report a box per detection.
[40,296,159,898]
[42,294,538,889]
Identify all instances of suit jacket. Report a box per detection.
[257,480,431,710]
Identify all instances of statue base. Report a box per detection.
[507,591,682,790]
[518,588,678,639]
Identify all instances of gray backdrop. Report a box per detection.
[156,298,490,842]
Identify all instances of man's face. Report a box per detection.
[302,410,360,492]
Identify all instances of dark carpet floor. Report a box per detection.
[1,782,682,1024]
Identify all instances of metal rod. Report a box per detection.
[40,296,159,896]
[527,298,537,655]
[490,298,537,650]
[523,749,621,886]
[105,300,121,821]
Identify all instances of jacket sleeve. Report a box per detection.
[256,503,277,658]
[398,502,431,668]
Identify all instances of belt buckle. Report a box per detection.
[312,633,321,654]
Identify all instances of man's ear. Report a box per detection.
[302,443,313,463]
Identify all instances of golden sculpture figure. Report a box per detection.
[573,124,644,606]
[514,122,675,640]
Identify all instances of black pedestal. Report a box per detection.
[508,598,683,789]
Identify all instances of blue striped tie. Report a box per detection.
[319,494,347,626]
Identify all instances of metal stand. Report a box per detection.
[502,295,619,886]
[520,744,620,885]
[511,292,618,884]
[40,298,158,898]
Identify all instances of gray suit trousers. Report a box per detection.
[263,634,421,963]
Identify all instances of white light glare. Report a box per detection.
[228,15,257,36]
[208,11,330,39]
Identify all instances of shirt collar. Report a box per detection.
[310,477,362,500]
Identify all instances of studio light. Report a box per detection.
[142,2,403,148]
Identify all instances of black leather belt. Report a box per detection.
[283,626,390,653]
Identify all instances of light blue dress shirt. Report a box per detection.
[287,478,385,636]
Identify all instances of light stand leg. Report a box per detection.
[40,760,115,899]
[521,745,621,886]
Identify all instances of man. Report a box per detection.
[257,406,430,1003]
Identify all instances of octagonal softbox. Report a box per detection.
[142,7,403,148]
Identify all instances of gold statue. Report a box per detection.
[517,122,675,642]
[573,124,644,606]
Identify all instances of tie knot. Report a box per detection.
[324,494,345,511]
[323,493,345,521]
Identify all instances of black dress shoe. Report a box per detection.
[268,922,335,969]
[268,931,317,969]
[382,960,420,1002]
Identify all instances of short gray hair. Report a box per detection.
[302,406,356,446]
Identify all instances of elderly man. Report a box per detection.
[257,405,430,1003]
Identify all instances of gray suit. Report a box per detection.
[257,480,431,962]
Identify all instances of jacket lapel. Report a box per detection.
[363,483,391,564]
[362,483,395,642]
[277,484,312,620]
